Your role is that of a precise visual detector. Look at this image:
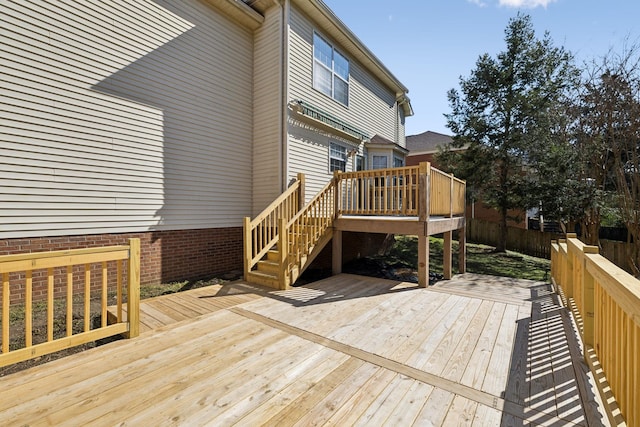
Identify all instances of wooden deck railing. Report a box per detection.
[283,178,336,287]
[0,239,140,368]
[551,234,639,426]
[337,166,419,215]
[430,167,466,217]
[335,163,466,218]
[243,174,305,276]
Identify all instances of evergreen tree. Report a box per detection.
[443,14,577,251]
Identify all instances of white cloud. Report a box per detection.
[498,0,557,8]
[467,0,488,7]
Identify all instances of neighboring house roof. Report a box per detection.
[366,134,410,154]
[406,131,455,155]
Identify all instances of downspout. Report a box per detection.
[275,0,290,193]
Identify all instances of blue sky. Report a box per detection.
[322,0,640,136]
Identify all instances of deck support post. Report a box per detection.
[443,231,452,279]
[332,229,342,275]
[418,235,429,287]
[458,223,466,274]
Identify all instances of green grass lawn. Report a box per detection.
[384,235,551,282]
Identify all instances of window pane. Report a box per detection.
[314,61,332,96]
[334,77,349,105]
[372,155,388,169]
[334,51,349,80]
[394,156,404,167]
[330,158,346,172]
[313,34,332,68]
[330,142,347,172]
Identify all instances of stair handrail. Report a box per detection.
[280,178,337,286]
[243,174,305,278]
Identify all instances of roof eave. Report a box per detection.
[206,0,264,29]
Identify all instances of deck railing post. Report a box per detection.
[418,162,430,287]
[243,217,251,280]
[126,238,140,339]
[450,173,454,218]
[278,218,289,290]
[582,244,599,349]
[333,171,341,218]
[297,173,306,211]
[418,162,430,222]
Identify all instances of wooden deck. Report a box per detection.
[0,273,609,426]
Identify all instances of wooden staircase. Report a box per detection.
[244,175,336,289]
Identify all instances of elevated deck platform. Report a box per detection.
[0,274,608,425]
[335,215,465,235]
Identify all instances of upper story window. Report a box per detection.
[313,33,349,106]
[329,142,347,172]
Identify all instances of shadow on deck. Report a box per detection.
[0,273,609,425]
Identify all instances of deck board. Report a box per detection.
[0,273,609,426]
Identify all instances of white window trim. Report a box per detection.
[313,32,349,106]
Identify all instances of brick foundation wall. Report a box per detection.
[0,227,243,305]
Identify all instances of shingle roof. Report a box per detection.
[366,134,409,153]
[406,131,453,154]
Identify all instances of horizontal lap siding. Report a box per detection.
[252,6,283,215]
[286,5,398,198]
[0,0,253,239]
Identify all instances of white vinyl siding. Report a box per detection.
[287,128,353,201]
[287,5,403,196]
[288,6,397,142]
[252,6,283,214]
[0,0,253,238]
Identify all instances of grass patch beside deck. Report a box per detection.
[384,235,550,282]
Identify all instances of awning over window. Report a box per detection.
[289,99,369,143]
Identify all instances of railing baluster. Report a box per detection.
[84,264,90,332]
[47,268,53,342]
[25,270,32,347]
[2,273,9,353]
[66,265,72,337]
[117,260,123,323]
[101,261,107,328]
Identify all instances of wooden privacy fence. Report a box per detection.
[467,218,560,259]
[551,235,639,426]
[0,239,140,368]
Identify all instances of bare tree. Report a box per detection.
[580,43,640,273]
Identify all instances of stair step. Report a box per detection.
[267,250,279,261]
[246,270,280,288]
[257,259,279,274]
